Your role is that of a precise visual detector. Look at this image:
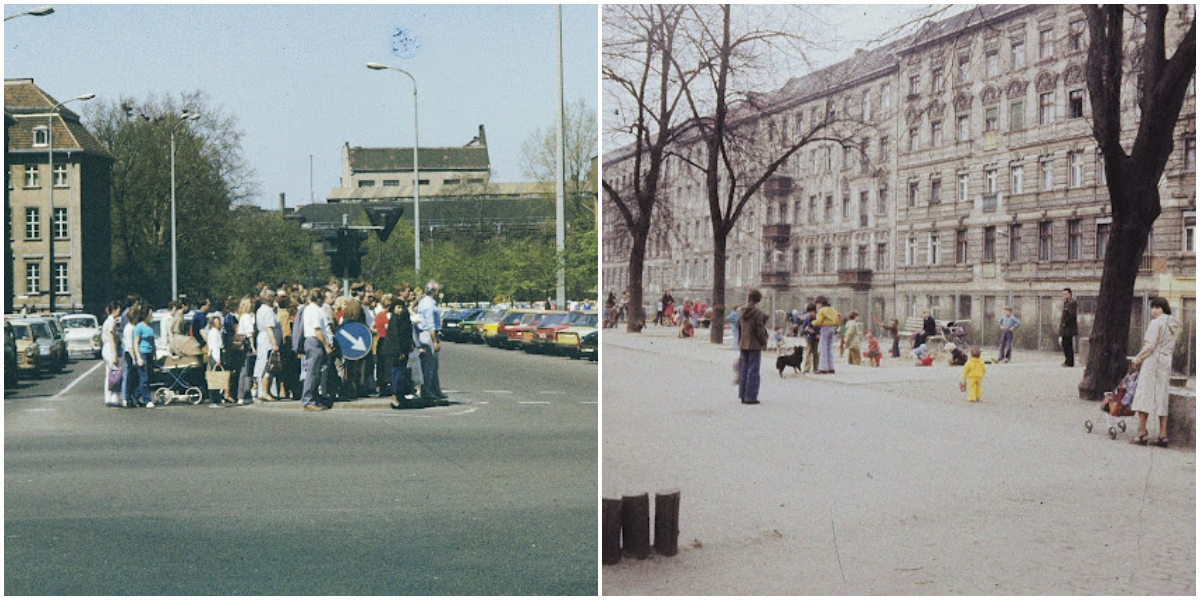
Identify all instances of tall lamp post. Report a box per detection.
[4,5,54,20]
[366,62,420,274]
[170,112,200,301]
[46,92,94,313]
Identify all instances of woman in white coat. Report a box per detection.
[101,301,122,407]
[1130,297,1181,447]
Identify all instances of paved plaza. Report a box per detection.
[602,326,1195,595]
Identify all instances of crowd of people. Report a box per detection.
[100,279,451,411]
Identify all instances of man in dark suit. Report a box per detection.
[1060,288,1078,367]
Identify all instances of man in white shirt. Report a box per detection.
[416,280,447,403]
[254,290,281,401]
[300,290,334,410]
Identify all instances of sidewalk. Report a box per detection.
[602,326,1196,595]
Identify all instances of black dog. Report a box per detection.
[775,345,804,377]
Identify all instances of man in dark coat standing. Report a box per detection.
[737,289,769,405]
[1060,287,1078,367]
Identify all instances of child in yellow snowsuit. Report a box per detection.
[961,348,986,402]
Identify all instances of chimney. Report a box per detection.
[477,124,487,148]
[279,192,286,215]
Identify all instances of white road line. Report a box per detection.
[54,361,104,399]
[580,401,598,404]
[24,408,55,412]
[481,390,513,394]
[538,391,566,395]
[518,401,550,405]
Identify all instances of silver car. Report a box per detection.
[61,313,102,359]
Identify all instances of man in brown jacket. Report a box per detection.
[737,289,770,404]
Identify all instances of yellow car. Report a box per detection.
[486,309,542,348]
[7,318,43,378]
[554,312,599,358]
[460,309,506,344]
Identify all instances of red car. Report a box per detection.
[525,312,578,354]
[501,311,563,350]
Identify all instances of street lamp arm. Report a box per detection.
[5,5,53,20]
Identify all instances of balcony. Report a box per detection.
[764,175,793,196]
[761,270,792,289]
[837,268,873,289]
[762,223,791,240]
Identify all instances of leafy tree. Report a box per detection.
[520,97,598,206]
[207,210,328,300]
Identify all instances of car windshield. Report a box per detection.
[482,310,504,322]
[539,313,568,327]
[61,317,95,330]
[577,314,598,327]
[501,312,525,325]
[521,313,544,325]
[32,323,52,339]
[12,324,31,340]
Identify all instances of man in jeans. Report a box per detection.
[300,290,333,411]
[737,289,769,405]
[1060,288,1078,367]
[417,280,447,404]
[997,307,1020,363]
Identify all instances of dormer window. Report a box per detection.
[32,126,49,147]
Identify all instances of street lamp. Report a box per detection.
[46,92,94,313]
[4,5,54,20]
[170,111,200,301]
[366,62,421,274]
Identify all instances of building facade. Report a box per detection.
[5,78,114,315]
[603,5,1195,363]
[328,125,492,202]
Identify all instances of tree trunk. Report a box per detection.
[1078,184,1157,400]
[626,229,648,332]
[709,234,728,344]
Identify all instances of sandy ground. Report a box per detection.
[601,327,1196,595]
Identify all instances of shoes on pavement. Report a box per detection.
[145,402,156,408]
[302,404,328,412]
[209,403,223,408]
[105,402,120,408]
[437,394,449,400]
[742,400,760,404]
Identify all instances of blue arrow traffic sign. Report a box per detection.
[335,321,372,361]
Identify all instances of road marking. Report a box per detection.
[478,401,490,405]
[518,401,550,405]
[54,361,104,399]
[580,401,598,404]
[538,391,566,395]
[24,408,55,412]
[481,390,513,394]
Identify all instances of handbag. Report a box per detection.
[232,333,246,352]
[107,364,124,392]
[267,350,282,374]
[206,364,231,390]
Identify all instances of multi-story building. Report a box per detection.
[327,125,493,202]
[5,78,114,315]
[603,5,1195,361]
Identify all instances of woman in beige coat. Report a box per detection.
[1130,297,1181,447]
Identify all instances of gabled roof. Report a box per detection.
[348,145,490,173]
[4,79,114,159]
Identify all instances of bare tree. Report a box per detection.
[1078,4,1195,399]
[602,4,697,331]
[520,97,597,203]
[671,4,886,344]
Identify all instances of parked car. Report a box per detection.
[487,309,540,347]
[28,316,67,372]
[460,309,506,344]
[6,321,21,387]
[578,330,598,362]
[61,313,103,359]
[441,308,485,343]
[8,318,49,375]
[528,311,585,354]
[554,312,600,358]
[505,311,565,350]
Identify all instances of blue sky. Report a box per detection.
[4,3,599,208]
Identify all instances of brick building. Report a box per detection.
[603,4,1195,366]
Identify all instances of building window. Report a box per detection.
[908,127,918,152]
[906,236,917,266]
[1068,89,1085,118]
[1068,219,1082,260]
[21,206,42,243]
[842,145,852,171]
[986,49,999,78]
[1185,136,1195,172]
[443,178,461,185]
[909,73,921,96]
[932,67,944,93]
[1039,92,1055,125]
[862,91,872,122]
[1011,164,1025,194]
[930,178,942,205]
[53,164,67,188]
[958,173,970,202]
[931,120,943,146]
[1096,220,1111,259]
[53,207,67,239]
[825,194,834,222]
[956,114,970,142]
[1184,212,1195,253]
[1038,221,1053,261]
[841,193,850,219]
[24,165,40,188]
[881,83,892,109]
[1010,99,1025,130]
[823,245,833,273]
[383,180,400,187]
[357,180,375,187]
[1039,28,1054,60]
[839,245,850,271]
[877,185,888,215]
[1068,19,1085,52]
[985,168,998,194]
[808,196,817,224]
[1009,223,1023,262]
[26,262,40,294]
[1011,36,1026,70]
[1096,150,1108,184]
[467,178,485,185]
[985,107,998,132]
[824,146,833,172]
[1069,151,1084,187]
[957,54,970,82]
[983,226,996,263]
[53,262,68,295]
[956,229,968,263]
[929,233,941,265]
[859,191,870,225]
[879,135,889,161]
[876,243,887,271]
[32,126,48,147]
[908,180,919,207]
[806,247,816,274]
[1040,157,1054,191]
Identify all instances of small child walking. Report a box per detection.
[961,347,986,402]
[865,332,882,367]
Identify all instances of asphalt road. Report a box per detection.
[5,342,598,595]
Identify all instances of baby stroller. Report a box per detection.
[151,336,207,405]
[1085,370,1138,440]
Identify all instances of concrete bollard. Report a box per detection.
[654,489,681,556]
[621,493,651,559]
[602,497,622,565]
[1167,389,1195,448]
